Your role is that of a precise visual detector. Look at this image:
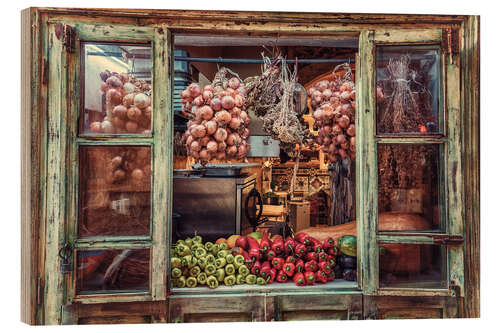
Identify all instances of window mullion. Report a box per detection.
[357,30,378,295]
[150,25,171,301]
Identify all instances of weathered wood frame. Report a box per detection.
[21,8,480,324]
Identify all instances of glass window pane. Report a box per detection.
[376,46,440,134]
[379,244,446,288]
[378,144,441,231]
[76,248,150,294]
[82,42,152,135]
[78,146,151,237]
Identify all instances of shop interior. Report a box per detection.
[76,33,445,293]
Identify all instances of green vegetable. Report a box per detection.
[190,243,202,252]
[215,257,226,268]
[171,257,182,269]
[238,265,249,277]
[226,254,235,264]
[236,274,246,285]
[217,250,229,259]
[234,254,245,267]
[204,263,216,276]
[224,275,236,286]
[182,268,189,277]
[171,267,182,278]
[225,264,235,275]
[194,247,207,259]
[245,274,257,284]
[175,276,186,288]
[247,232,262,240]
[185,237,193,248]
[176,244,191,257]
[206,275,218,289]
[186,276,197,288]
[206,254,216,265]
[197,257,207,270]
[193,235,203,244]
[175,239,185,247]
[218,243,228,251]
[256,277,267,285]
[184,255,198,268]
[211,244,219,255]
[338,235,357,257]
[215,268,225,282]
[204,241,215,252]
[180,257,188,268]
[197,272,208,285]
[189,266,201,277]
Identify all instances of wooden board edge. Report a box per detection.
[21,7,36,325]
[462,15,480,318]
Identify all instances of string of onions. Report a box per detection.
[308,63,356,164]
[90,70,152,135]
[180,67,251,165]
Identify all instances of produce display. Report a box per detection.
[90,70,152,134]
[308,64,356,163]
[180,68,251,165]
[170,230,359,289]
[300,212,432,274]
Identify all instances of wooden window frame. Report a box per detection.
[357,28,465,296]
[21,9,479,324]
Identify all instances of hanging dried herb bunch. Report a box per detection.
[244,53,282,117]
[246,54,312,156]
[379,54,430,133]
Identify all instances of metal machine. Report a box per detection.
[172,164,262,242]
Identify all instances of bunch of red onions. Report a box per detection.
[308,79,356,163]
[181,77,251,164]
[90,71,152,135]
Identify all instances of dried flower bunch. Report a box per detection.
[378,54,432,133]
[245,54,313,156]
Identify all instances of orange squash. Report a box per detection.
[215,238,227,245]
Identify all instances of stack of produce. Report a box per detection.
[180,70,251,165]
[90,70,152,134]
[334,235,357,281]
[171,230,349,289]
[171,235,256,289]
[233,231,340,286]
[308,66,356,163]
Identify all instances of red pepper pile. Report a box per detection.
[235,231,338,286]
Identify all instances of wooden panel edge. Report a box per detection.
[462,15,480,318]
[21,7,33,325]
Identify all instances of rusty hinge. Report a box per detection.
[55,24,76,53]
[442,27,460,56]
[432,234,464,245]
